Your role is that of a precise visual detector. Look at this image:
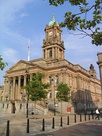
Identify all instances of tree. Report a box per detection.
[56,82,70,102]
[23,72,50,109]
[56,82,70,114]
[49,0,102,46]
[0,55,8,70]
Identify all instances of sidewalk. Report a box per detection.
[0,113,102,136]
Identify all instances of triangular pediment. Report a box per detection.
[7,60,29,72]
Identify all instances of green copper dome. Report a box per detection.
[48,15,59,26]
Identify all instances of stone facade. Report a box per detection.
[1,16,102,114]
[0,84,4,101]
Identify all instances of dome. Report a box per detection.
[48,15,59,27]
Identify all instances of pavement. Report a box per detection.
[0,113,102,136]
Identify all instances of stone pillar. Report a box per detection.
[52,47,54,59]
[12,77,15,100]
[63,50,64,59]
[97,52,102,103]
[24,75,26,94]
[18,76,21,100]
[57,48,59,59]
[76,76,81,90]
[8,78,10,100]
[3,79,7,101]
[51,78,55,100]
[56,47,58,59]
[30,74,32,81]
[45,49,47,59]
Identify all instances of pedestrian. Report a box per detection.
[95,108,100,120]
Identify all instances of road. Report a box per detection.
[0,113,102,136]
[35,120,102,136]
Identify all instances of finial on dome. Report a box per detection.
[48,14,59,27]
[52,13,55,21]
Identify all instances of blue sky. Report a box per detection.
[0,0,102,84]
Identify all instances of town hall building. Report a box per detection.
[1,16,102,115]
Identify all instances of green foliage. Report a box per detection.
[0,55,8,70]
[49,0,102,46]
[23,72,50,101]
[56,82,70,102]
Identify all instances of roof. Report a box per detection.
[48,15,59,27]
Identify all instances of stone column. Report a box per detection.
[45,49,47,59]
[8,78,10,100]
[56,47,58,59]
[18,76,21,100]
[24,75,26,94]
[51,78,55,100]
[52,47,54,59]
[12,77,15,100]
[97,52,102,103]
[30,74,32,81]
[43,49,44,59]
[3,79,7,101]
[76,76,81,90]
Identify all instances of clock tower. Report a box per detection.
[42,15,65,61]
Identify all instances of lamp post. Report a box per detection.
[51,78,56,116]
[26,95,29,118]
[25,69,29,118]
[84,90,86,114]
[54,97,56,116]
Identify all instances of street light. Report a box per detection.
[51,78,56,116]
[25,69,29,118]
[54,97,56,116]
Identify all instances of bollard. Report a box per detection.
[80,114,82,122]
[42,119,45,131]
[92,114,94,119]
[74,114,76,123]
[89,114,90,120]
[6,120,10,136]
[85,114,86,121]
[60,117,63,127]
[27,118,29,133]
[52,118,55,129]
[67,116,69,125]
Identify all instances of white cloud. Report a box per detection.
[0,0,34,25]
[62,32,102,79]
[2,48,19,64]
[20,13,28,18]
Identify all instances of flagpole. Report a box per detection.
[28,39,30,61]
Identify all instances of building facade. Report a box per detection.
[1,16,102,114]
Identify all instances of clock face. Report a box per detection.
[49,31,53,36]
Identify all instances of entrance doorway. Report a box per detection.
[11,102,15,113]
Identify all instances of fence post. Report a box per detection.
[80,114,82,122]
[27,118,29,133]
[6,120,10,136]
[60,117,63,127]
[67,116,69,125]
[42,119,45,131]
[89,114,90,120]
[85,114,86,121]
[52,118,55,129]
[92,114,94,119]
[74,114,76,123]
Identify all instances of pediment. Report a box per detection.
[8,60,28,72]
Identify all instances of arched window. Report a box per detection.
[49,50,52,57]
[55,76,59,85]
[49,76,52,84]
[48,90,52,98]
